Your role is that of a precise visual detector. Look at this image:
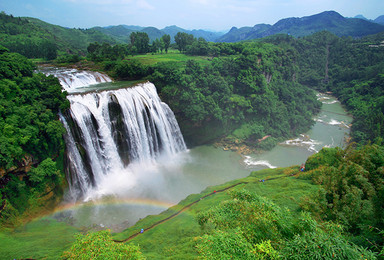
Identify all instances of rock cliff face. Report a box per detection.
[0,155,37,179]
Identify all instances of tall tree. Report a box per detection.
[161,34,171,53]
[174,32,194,53]
[129,32,149,54]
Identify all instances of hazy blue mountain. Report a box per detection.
[141,26,165,42]
[353,14,384,25]
[93,24,224,43]
[161,25,188,37]
[121,25,145,31]
[188,29,224,42]
[160,26,224,42]
[93,25,134,42]
[217,26,255,42]
[375,15,384,25]
[10,11,384,49]
[354,15,369,20]
[217,11,384,42]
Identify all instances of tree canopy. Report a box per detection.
[0,47,68,170]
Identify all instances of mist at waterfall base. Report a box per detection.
[42,68,351,232]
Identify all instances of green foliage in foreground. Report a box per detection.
[61,230,144,259]
[196,189,375,259]
[300,144,384,253]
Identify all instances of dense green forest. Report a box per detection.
[150,43,321,147]
[0,45,68,225]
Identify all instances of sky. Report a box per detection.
[1,0,383,31]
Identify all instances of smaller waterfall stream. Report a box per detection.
[39,67,112,92]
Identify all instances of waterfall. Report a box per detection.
[40,67,112,91]
[61,82,187,200]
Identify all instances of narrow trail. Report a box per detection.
[113,172,298,243]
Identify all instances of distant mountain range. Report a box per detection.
[354,14,384,25]
[89,11,384,43]
[1,10,382,56]
[92,25,224,43]
[217,11,384,42]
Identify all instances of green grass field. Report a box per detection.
[0,217,79,259]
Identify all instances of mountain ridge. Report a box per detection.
[217,11,384,42]
[93,24,224,43]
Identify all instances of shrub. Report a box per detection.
[61,230,144,259]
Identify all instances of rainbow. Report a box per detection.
[51,197,176,215]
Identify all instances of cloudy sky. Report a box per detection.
[1,0,383,31]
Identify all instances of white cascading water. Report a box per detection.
[41,67,112,91]
[61,82,187,201]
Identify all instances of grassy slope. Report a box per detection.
[0,218,79,259]
[127,50,211,66]
[112,166,319,259]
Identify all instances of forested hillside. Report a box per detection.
[0,12,117,59]
[0,45,69,225]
